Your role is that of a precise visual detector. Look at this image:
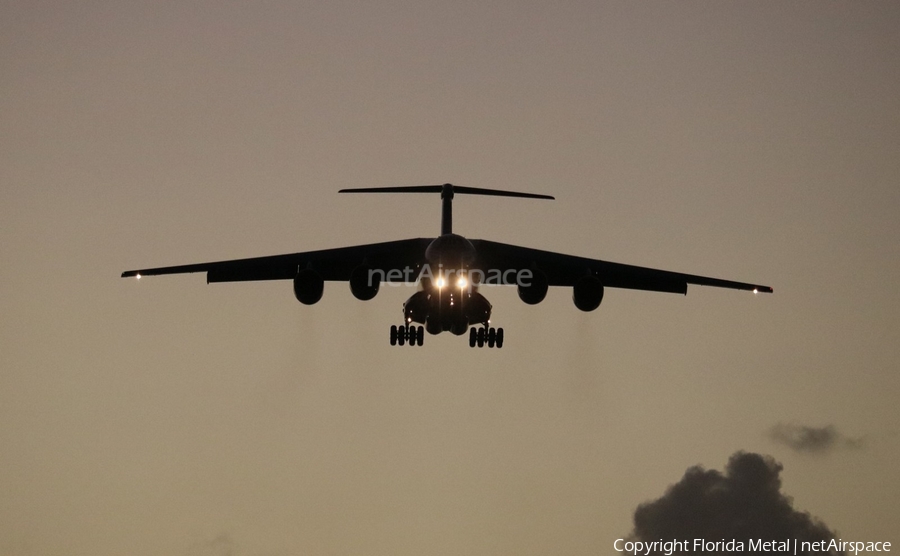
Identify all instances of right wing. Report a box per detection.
[121,238,433,283]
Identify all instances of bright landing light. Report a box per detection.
[136,274,141,280]
[435,276,446,289]
[457,276,468,289]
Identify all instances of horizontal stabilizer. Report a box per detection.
[339,183,554,200]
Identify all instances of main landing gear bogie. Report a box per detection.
[469,326,503,349]
[390,324,424,347]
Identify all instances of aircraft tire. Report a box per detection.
[496,328,504,348]
[417,326,424,346]
[477,327,485,348]
[487,327,496,348]
[390,325,398,346]
[469,327,477,347]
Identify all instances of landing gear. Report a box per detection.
[390,324,423,346]
[414,325,424,346]
[469,326,503,349]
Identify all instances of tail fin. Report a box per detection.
[339,183,553,235]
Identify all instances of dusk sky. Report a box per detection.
[2,1,898,554]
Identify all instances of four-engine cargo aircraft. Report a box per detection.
[122,184,772,348]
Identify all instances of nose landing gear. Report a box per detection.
[469,326,503,348]
[390,324,424,346]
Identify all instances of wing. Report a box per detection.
[122,238,433,283]
[470,239,772,294]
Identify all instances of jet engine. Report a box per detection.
[293,268,324,305]
[573,275,603,311]
[349,264,380,301]
[517,268,548,305]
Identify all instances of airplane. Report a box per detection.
[122,184,772,348]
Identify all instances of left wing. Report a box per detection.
[122,238,433,283]
[470,239,772,294]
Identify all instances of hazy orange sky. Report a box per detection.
[2,1,898,554]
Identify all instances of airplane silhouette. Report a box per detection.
[122,184,772,348]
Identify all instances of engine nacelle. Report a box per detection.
[293,268,324,305]
[349,265,380,301]
[517,268,548,305]
[573,275,603,312]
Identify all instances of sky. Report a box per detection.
[2,1,898,554]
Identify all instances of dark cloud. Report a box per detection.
[627,452,843,555]
[186,533,234,556]
[769,423,863,454]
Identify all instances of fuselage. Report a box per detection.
[403,233,492,335]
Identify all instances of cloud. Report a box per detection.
[768,423,863,454]
[627,452,842,553]
[186,533,235,556]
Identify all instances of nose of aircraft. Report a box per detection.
[425,233,476,265]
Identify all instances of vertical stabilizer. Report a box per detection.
[440,183,454,235]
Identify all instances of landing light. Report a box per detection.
[435,276,446,289]
[753,288,758,294]
[136,274,141,280]
[457,276,468,289]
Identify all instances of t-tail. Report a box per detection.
[339,183,554,235]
